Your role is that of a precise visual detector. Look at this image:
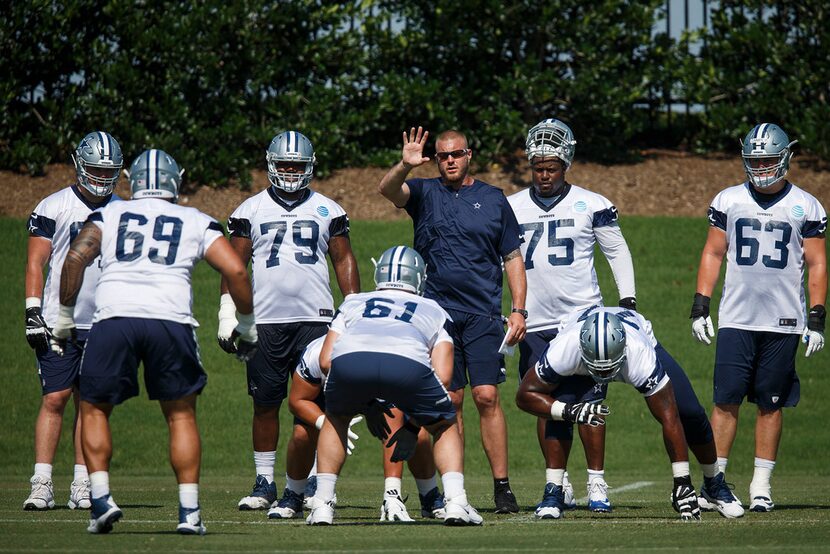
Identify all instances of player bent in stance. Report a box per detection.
[306,246,482,526]
[24,131,123,511]
[517,306,743,521]
[51,150,258,535]
[690,123,827,512]
[269,335,446,521]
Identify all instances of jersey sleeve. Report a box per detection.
[28,198,58,239]
[86,210,105,230]
[708,191,728,230]
[591,195,619,228]
[404,178,425,218]
[227,201,253,239]
[201,215,225,255]
[498,194,523,256]
[328,202,351,238]
[627,343,669,397]
[802,196,827,239]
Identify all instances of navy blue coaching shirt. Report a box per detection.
[404,177,522,317]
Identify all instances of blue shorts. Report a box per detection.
[543,376,608,441]
[325,352,455,426]
[519,328,559,380]
[446,308,506,390]
[36,329,89,394]
[246,322,328,407]
[79,318,206,405]
[714,328,800,410]
[656,343,713,446]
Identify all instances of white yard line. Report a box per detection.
[576,479,655,504]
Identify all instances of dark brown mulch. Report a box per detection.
[3,150,827,221]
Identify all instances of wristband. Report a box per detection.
[808,305,826,333]
[26,297,42,309]
[236,311,255,328]
[511,308,528,319]
[315,414,326,430]
[57,304,75,321]
[550,400,567,421]
[689,293,710,319]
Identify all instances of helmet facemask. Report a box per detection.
[526,119,577,168]
[72,131,123,197]
[579,311,627,384]
[266,131,316,193]
[740,123,797,190]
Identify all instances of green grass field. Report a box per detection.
[1,216,829,552]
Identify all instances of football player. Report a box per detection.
[507,119,636,514]
[517,306,742,520]
[52,149,258,535]
[307,246,483,526]
[23,131,123,511]
[219,131,360,511]
[267,335,446,522]
[690,123,827,512]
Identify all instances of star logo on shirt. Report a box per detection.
[473,202,481,209]
[593,383,604,394]
[645,376,660,390]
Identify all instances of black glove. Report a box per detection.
[618,297,637,311]
[25,306,51,354]
[671,475,701,521]
[218,334,237,354]
[808,305,826,333]
[364,399,394,441]
[689,293,710,319]
[386,419,421,462]
[234,338,258,362]
[562,401,609,426]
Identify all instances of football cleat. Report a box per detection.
[700,473,744,518]
[587,478,612,513]
[380,493,414,522]
[268,489,304,519]
[238,475,277,510]
[177,506,207,535]
[493,482,519,514]
[305,497,335,525]
[443,496,484,526]
[23,474,55,511]
[562,473,577,510]
[535,483,565,520]
[419,487,447,519]
[68,478,92,510]
[303,476,317,510]
[749,495,775,512]
[87,494,123,534]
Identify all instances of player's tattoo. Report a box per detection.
[59,222,102,306]
[502,249,522,262]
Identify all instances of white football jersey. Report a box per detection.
[28,186,121,329]
[296,335,326,386]
[228,189,349,324]
[507,185,619,331]
[89,198,224,325]
[330,290,453,369]
[709,182,827,333]
[536,306,669,397]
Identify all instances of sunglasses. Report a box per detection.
[435,149,469,161]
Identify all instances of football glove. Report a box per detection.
[690,293,715,345]
[618,297,637,311]
[230,312,258,362]
[803,305,826,358]
[364,399,394,441]
[49,305,77,357]
[552,400,610,427]
[25,305,51,354]
[346,415,362,455]
[386,419,421,462]
[671,475,701,521]
[217,293,239,354]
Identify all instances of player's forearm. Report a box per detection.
[805,239,828,308]
[226,273,254,315]
[378,161,411,207]
[58,225,101,306]
[515,390,552,419]
[646,386,689,463]
[333,252,360,296]
[289,396,324,427]
[25,262,45,300]
[695,251,723,296]
[503,253,527,309]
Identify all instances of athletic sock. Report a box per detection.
[701,462,718,479]
[716,457,729,475]
[33,463,52,480]
[254,450,276,483]
[74,464,89,482]
[286,475,307,495]
[546,468,565,486]
[315,473,338,503]
[442,472,465,501]
[89,471,110,499]
[415,475,439,496]
[179,483,199,509]
[750,458,776,497]
[587,468,605,484]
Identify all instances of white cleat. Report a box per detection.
[68,478,92,510]
[700,473,744,518]
[380,495,414,522]
[23,475,55,511]
[87,495,123,534]
[177,506,207,535]
[562,473,577,510]
[443,497,484,526]
[587,478,612,513]
[306,497,335,525]
[749,495,775,512]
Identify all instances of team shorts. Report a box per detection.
[246,322,328,407]
[543,375,608,441]
[656,342,713,445]
[325,352,455,426]
[79,318,206,405]
[446,308,506,390]
[714,328,800,410]
[519,328,559,380]
[35,329,89,395]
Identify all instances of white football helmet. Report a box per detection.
[266,131,316,193]
[740,123,797,189]
[579,311,627,384]
[526,119,577,167]
[128,149,184,201]
[373,246,427,295]
[72,131,123,197]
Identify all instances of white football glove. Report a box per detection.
[314,415,362,455]
[691,316,715,345]
[217,293,239,354]
[50,304,77,356]
[802,329,824,357]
